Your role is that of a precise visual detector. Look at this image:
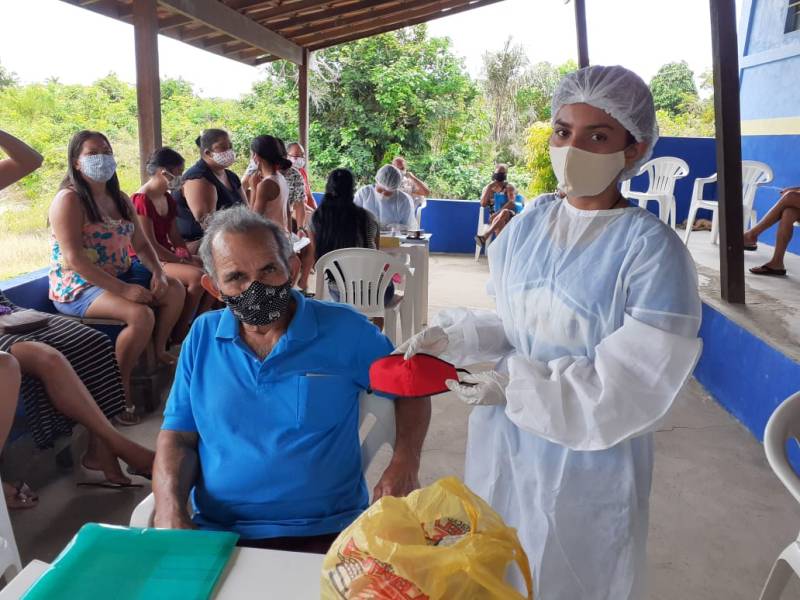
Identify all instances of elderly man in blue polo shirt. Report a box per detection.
[152,206,431,554]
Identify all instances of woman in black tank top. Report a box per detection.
[175,129,246,249]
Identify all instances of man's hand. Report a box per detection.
[153,508,196,530]
[372,455,421,502]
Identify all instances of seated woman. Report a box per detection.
[743,187,800,277]
[0,130,152,503]
[310,168,394,308]
[175,129,247,253]
[475,164,519,247]
[48,130,185,425]
[132,148,215,342]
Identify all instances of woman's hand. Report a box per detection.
[120,283,153,304]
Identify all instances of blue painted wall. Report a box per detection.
[694,302,800,469]
[743,135,800,254]
[738,0,800,255]
[625,137,717,225]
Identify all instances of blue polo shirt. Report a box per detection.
[162,290,394,539]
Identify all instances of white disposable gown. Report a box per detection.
[436,194,702,599]
[354,185,417,229]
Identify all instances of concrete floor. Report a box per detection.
[6,253,800,599]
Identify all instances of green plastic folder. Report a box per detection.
[22,523,239,600]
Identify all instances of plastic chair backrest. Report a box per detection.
[741,160,773,211]
[641,156,690,195]
[314,248,410,319]
[130,390,396,528]
[359,392,395,472]
[764,391,800,506]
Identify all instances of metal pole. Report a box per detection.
[133,0,162,184]
[574,0,589,68]
[709,0,745,303]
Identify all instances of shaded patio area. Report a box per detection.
[5,253,798,599]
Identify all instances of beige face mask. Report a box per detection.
[549,145,626,198]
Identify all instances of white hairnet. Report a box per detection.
[551,65,659,180]
[375,164,403,191]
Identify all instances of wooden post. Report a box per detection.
[574,0,589,68]
[298,48,310,157]
[710,0,745,303]
[133,0,162,183]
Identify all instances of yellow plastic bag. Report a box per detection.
[321,476,533,600]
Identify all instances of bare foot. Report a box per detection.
[743,231,757,246]
[83,448,131,486]
[3,481,38,510]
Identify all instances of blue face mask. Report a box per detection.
[79,154,117,183]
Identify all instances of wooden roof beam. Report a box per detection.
[295,0,476,45]
[281,0,451,37]
[247,0,342,22]
[306,0,505,50]
[157,0,304,64]
[272,0,400,31]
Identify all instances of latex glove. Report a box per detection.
[394,326,449,360]
[445,371,509,406]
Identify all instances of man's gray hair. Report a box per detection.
[199,206,293,281]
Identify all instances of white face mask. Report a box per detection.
[79,154,117,183]
[210,149,236,168]
[549,145,626,198]
[290,156,306,169]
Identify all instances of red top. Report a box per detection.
[130,192,178,256]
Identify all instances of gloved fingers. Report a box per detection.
[445,379,484,398]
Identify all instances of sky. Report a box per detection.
[0,0,744,99]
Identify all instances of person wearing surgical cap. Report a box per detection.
[353,164,417,229]
[398,65,702,599]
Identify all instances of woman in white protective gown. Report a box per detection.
[398,65,702,599]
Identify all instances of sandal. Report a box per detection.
[77,458,142,490]
[474,235,486,248]
[750,265,787,277]
[744,244,758,252]
[3,481,39,510]
[113,406,141,427]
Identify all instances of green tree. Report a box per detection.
[523,122,557,196]
[0,62,17,89]
[649,61,698,115]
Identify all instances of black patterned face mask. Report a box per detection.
[220,280,292,326]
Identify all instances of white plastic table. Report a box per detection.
[0,548,324,599]
[383,233,432,334]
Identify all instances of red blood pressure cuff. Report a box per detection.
[369,353,464,398]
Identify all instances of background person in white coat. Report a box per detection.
[354,164,417,229]
[398,65,703,599]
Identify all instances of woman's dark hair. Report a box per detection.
[195,128,229,152]
[59,130,131,223]
[146,147,185,176]
[250,135,292,171]
[312,168,372,260]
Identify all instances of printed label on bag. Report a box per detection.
[423,518,470,547]
[328,538,429,600]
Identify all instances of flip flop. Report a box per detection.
[126,466,153,481]
[474,235,486,248]
[77,458,143,489]
[3,481,39,510]
[750,265,787,277]
[113,406,140,427]
[744,245,758,252]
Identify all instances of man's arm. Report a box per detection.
[406,172,430,197]
[153,429,200,529]
[372,396,431,501]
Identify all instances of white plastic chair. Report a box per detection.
[683,160,773,245]
[314,248,414,345]
[474,205,493,261]
[0,475,22,583]
[759,391,800,600]
[414,197,427,230]
[620,157,689,228]
[130,392,395,528]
